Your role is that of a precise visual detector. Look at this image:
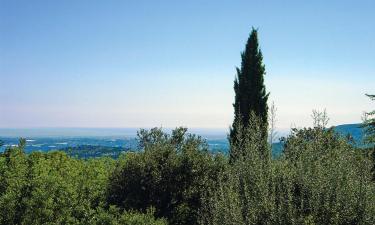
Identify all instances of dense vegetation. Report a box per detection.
[0,139,166,225]
[107,127,226,225]
[1,29,374,225]
[1,122,374,225]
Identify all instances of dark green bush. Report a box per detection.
[107,127,226,225]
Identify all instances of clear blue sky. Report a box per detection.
[0,0,374,129]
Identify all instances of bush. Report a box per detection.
[200,124,375,225]
[0,139,164,225]
[88,206,167,225]
[281,127,375,224]
[200,115,274,225]
[107,127,226,225]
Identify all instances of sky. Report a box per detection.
[0,0,374,130]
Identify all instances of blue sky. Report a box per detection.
[0,0,374,129]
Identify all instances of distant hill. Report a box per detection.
[332,123,364,145]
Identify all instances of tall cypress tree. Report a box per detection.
[230,28,269,161]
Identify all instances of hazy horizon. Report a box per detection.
[0,122,361,138]
[0,127,229,138]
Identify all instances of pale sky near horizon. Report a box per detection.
[0,0,374,129]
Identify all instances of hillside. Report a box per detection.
[332,123,364,145]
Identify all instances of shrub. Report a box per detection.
[0,139,163,225]
[200,124,375,225]
[107,127,226,225]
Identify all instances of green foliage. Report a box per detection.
[230,111,271,163]
[107,127,226,225]
[1,127,374,225]
[0,139,165,225]
[230,28,269,161]
[201,115,274,225]
[0,138,28,225]
[282,127,375,224]
[88,206,167,225]
[201,126,375,225]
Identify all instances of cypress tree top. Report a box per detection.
[233,28,268,125]
[230,28,269,159]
